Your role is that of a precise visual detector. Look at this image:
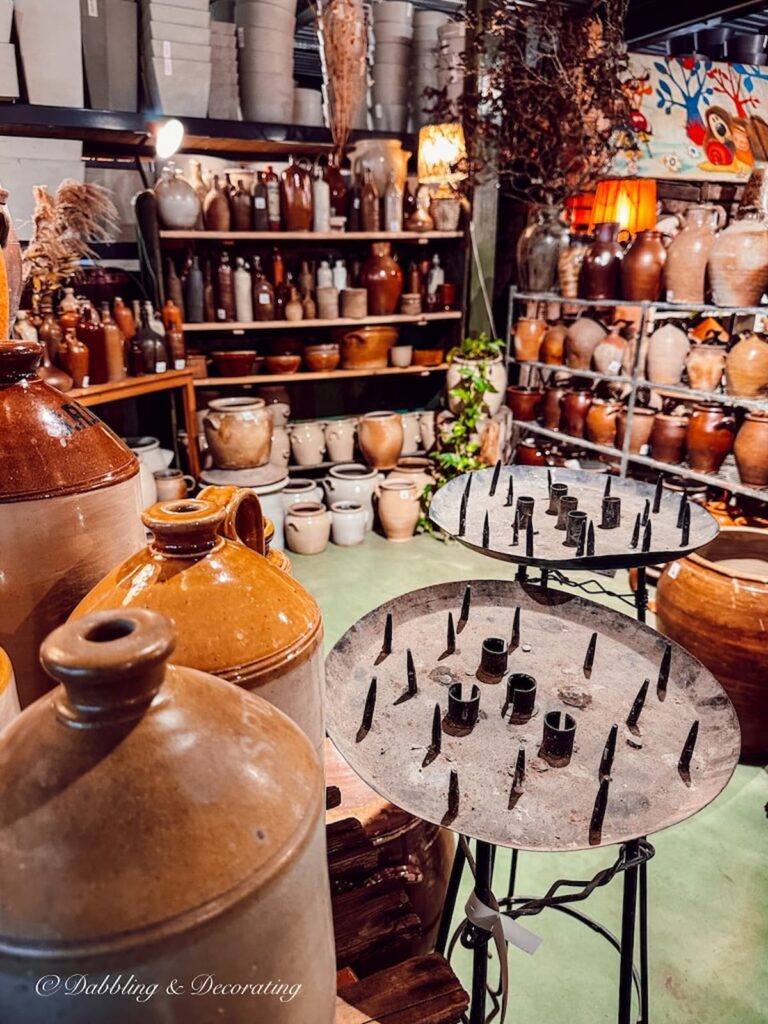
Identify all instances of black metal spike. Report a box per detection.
[604,475,612,497]
[525,518,534,557]
[482,511,490,549]
[641,498,651,526]
[431,703,442,753]
[678,720,699,774]
[514,745,526,783]
[589,778,610,839]
[510,607,520,650]
[382,613,393,656]
[407,648,417,695]
[583,632,597,676]
[599,724,618,778]
[510,746,526,804]
[652,474,664,514]
[547,469,553,494]
[680,499,691,547]
[642,518,652,553]
[676,490,687,529]
[511,517,519,547]
[657,643,672,700]
[586,520,595,556]
[629,513,641,549]
[458,488,468,537]
[489,459,502,497]
[357,678,377,741]
[448,769,460,817]
[626,678,650,729]
[460,585,472,624]
[576,522,586,557]
[446,612,456,654]
[464,472,473,502]
[505,474,515,507]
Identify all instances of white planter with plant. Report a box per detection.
[445,333,507,417]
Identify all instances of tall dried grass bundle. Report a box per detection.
[316,0,367,157]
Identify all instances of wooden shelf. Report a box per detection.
[193,363,448,386]
[160,230,464,242]
[184,312,462,333]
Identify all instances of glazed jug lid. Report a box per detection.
[0,608,320,956]
[71,499,323,684]
[0,341,138,503]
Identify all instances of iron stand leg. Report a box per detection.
[635,566,648,624]
[516,563,528,584]
[507,848,519,902]
[462,840,494,1024]
[639,855,650,1023]
[618,840,640,1024]
[435,835,467,955]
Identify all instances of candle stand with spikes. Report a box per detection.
[325,466,738,1024]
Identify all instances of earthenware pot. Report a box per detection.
[585,399,621,447]
[377,478,420,542]
[514,438,549,466]
[324,417,357,462]
[564,316,607,369]
[506,385,544,422]
[401,410,421,453]
[686,402,736,472]
[656,527,768,762]
[560,387,593,438]
[621,229,667,301]
[0,342,143,709]
[725,332,768,396]
[289,420,326,467]
[709,213,768,306]
[686,343,727,392]
[734,412,768,485]
[341,326,398,369]
[664,204,725,303]
[617,406,656,453]
[72,497,326,758]
[540,322,567,365]
[304,343,341,372]
[329,501,367,546]
[153,468,195,501]
[650,412,689,464]
[282,478,324,509]
[0,607,336,1024]
[360,242,404,315]
[323,463,381,529]
[578,222,627,301]
[271,425,290,467]
[285,501,331,555]
[358,410,404,469]
[541,381,570,430]
[386,456,434,498]
[512,317,547,362]
[646,323,690,385]
[203,397,274,470]
[592,323,631,376]
[447,355,507,416]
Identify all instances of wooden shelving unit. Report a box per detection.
[161,230,464,243]
[193,362,448,387]
[184,311,462,333]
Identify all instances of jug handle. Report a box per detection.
[713,204,727,230]
[617,228,633,247]
[345,332,365,348]
[198,484,266,557]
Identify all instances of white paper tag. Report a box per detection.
[258,293,270,305]
[163,41,173,76]
[82,375,90,387]
[254,196,266,209]
[640,443,650,455]
[217,308,227,320]
[237,26,245,47]
[155,362,167,373]
[399,489,412,499]
[87,0,98,16]
[608,360,622,374]
[174,359,185,370]
[668,562,681,578]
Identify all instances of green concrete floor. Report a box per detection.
[291,532,768,1024]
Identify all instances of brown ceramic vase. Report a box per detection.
[734,412,768,485]
[650,412,689,464]
[540,322,567,365]
[559,387,594,438]
[360,243,404,315]
[686,403,736,472]
[725,333,768,397]
[358,410,404,470]
[578,222,625,300]
[564,316,607,370]
[541,381,569,430]
[621,230,667,301]
[616,406,656,453]
[585,400,622,447]
[686,344,726,392]
[513,317,546,362]
[506,385,544,422]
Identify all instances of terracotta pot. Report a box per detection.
[285,501,331,555]
[72,496,326,758]
[0,608,335,1022]
[541,382,569,430]
[203,397,274,470]
[358,410,404,470]
[578,222,626,301]
[304,342,340,372]
[0,342,143,709]
[386,456,434,498]
[664,204,725,303]
[515,439,549,466]
[592,324,630,376]
[617,406,656,453]
[512,317,546,362]
[290,420,327,467]
[506,385,544,422]
[656,528,768,763]
[377,478,420,542]
[650,412,689,464]
[323,417,357,462]
[564,316,607,369]
[709,214,768,306]
[325,736,454,952]
[585,400,621,447]
[341,326,398,369]
[360,242,404,315]
[645,323,690,385]
[323,463,381,530]
[447,355,507,416]
[725,332,768,397]
[686,402,736,472]
[734,412,768,485]
[266,353,302,375]
[540,322,567,365]
[559,387,594,438]
[621,229,667,301]
[686,344,726,392]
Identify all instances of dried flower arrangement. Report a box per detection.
[22,180,118,299]
[427,0,631,206]
[315,0,368,157]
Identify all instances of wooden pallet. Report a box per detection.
[335,955,469,1024]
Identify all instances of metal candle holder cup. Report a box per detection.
[447,682,481,730]
[516,496,535,529]
[547,483,568,516]
[601,495,621,530]
[563,510,588,548]
[477,636,508,681]
[506,673,537,723]
[556,494,578,530]
[540,710,576,767]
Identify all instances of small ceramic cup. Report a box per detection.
[153,468,196,501]
[284,501,331,555]
[329,501,367,546]
[390,345,413,368]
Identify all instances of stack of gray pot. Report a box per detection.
[410,8,449,129]
[371,0,412,133]
[209,19,240,119]
[141,0,211,117]
[437,19,465,116]
[235,0,297,123]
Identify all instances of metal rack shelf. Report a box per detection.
[193,363,447,386]
[184,311,462,332]
[160,230,464,243]
[510,289,768,319]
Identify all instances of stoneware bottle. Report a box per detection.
[312,166,331,232]
[154,163,200,230]
[230,178,253,232]
[0,607,335,1024]
[360,242,404,315]
[280,156,313,232]
[620,229,667,302]
[0,341,144,708]
[686,402,736,472]
[358,410,405,469]
[99,301,127,382]
[61,326,90,387]
[664,204,725,303]
[203,174,231,232]
[72,497,326,759]
[234,257,254,323]
[578,222,627,301]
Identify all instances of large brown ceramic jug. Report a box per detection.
[0,341,144,708]
[358,410,404,470]
[360,243,404,315]
[0,608,335,1023]
[202,174,231,231]
[664,204,725,303]
[617,406,656,453]
[578,222,627,301]
[585,399,621,446]
[564,316,607,369]
[560,386,593,438]
[725,332,768,397]
[280,156,313,232]
[650,411,689,464]
[645,322,690,385]
[656,528,768,763]
[686,402,736,472]
[734,412,768,485]
[341,325,398,369]
[71,498,326,758]
[686,342,726,392]
[621,230,667,301]
[708,213,768,306]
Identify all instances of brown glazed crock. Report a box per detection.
[541,381,569,430]
[620,229,667,301]
[0,341,144,709]
[650,412,689,464]
[585,399,622,447]
[0,608,336,1023]
[616,406,656,453]
[686,402,736,472]
[733,412,768,485]
[578,222,625,301]
[506,385,544,422]
[559,386,594,438]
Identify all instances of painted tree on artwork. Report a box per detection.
[732,64,768,92]
[707,64,759,117]
[654,58,714,144]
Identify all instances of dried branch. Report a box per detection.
[315,0,368,157]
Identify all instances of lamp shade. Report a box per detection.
[589,179,657,234]
[417,123,468,185]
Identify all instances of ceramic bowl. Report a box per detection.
[303,343,341,372]
[212,350,256,376]
[412,348,445,367]
[265,353,302,375]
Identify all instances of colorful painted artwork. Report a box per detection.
[614,54,768,180]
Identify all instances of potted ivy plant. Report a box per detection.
[445,331,507,417]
